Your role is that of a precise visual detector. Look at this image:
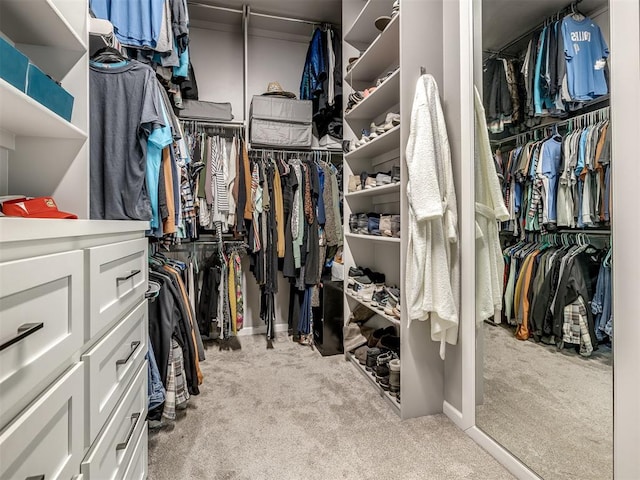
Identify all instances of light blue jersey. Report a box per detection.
[561,16,609,101]
[91,0,165,48]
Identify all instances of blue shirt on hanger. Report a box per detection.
[561,15,609,101]
[91,0,165,48]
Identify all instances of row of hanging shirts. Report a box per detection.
[494,107,611,238]
[501,232,612,357]
[483,1,609,135]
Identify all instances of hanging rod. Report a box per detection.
[491,103,610,145]
[179,118,245,128]
[187,2,243,14]
[186,2,336,28]
[489,0,586,56]
[249,147,343,155]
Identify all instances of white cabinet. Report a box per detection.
[0,250,84,428]
[0,363,84,480]
[0,219,149,480]
[83,301,148,445]
[81,362,148,480]
[87,238,148,339]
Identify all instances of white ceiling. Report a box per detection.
[189,0,342,25]
[482,0,607,52]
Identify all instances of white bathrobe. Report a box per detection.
[406,74,460,360]
[474,87,510,322]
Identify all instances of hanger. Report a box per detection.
[91,46,127,64]
[571,1,585,21]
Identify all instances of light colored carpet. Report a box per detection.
[476,323,613,480]
[149,333,514,480]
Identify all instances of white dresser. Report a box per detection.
[0,218,149,480]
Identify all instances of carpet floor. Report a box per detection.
[149,333,514,480]
[476,323,613,480]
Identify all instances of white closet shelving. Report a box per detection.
[345,68,400,121]
[342,0,447,420]
[0,0,89,217]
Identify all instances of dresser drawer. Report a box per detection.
[122,425,148,480]
[83,300,148,447]
[0,250,84,428]
[81,361,147,480]
[0,362,84,480]
[88,238,147,339]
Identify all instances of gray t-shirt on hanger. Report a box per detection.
[90,60,165,220]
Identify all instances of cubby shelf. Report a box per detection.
[0,79,87,149]
[344,124,400,161]
[345,291,401,326]
[347,352,400,414]
[344,0,395,50]
[345,68,400,122]
[346,182,400,198]
[345,233,400,243]
[346,13,399,86]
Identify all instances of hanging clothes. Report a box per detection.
[405,74,460,360]
[474,87,510,323]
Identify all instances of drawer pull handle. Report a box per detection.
[116,341,141,366]
[116,412,141,451]
[0,323,44,352]
[26,476,45,480]
[116,269,141,282]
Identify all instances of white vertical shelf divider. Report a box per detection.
[342,0,446,419]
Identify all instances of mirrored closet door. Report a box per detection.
[473,1,613,478]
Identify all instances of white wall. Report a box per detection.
[189,27,245,121]
[247,34,308,102]
[189,26,310,123]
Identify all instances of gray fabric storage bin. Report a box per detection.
[178,99,233,121]
[250,118,312,148]
[251,95,312,123]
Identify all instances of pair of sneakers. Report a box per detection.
[379,214,401,238]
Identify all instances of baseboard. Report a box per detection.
[443,401,466,430]
[466,427,542,480]
[237,323,289,337]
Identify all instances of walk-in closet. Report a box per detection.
[0,0,638,479]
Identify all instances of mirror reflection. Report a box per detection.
[474,1,613,479]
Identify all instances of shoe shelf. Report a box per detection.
[345,233,401,244]
[347,352,400,415]
[345,69,400,122]
[346,182,400,198]
[346,13,399,86]
[344,0,395,50]
[0,78,87,149]
[345,290,401,327]
[0,0,86,80]
[345,125,400,161]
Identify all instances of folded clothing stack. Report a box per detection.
[349,212,400,238]
[348,166,400,192]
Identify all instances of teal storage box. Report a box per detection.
[0,37,28,91]
[26,63,74,122]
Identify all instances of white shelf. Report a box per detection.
[0,218,150,243]
[346,69,400,121]
[347,13,399,86]
[346,182,400,198]
[346,291,401,326]
[345,125,400,161]
[0,79,87,147]
[344,0,395,50]
[347,353,400,414]
[345,233,401,243]
[0,0,86,80]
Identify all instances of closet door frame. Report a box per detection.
[448,0,640,478]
